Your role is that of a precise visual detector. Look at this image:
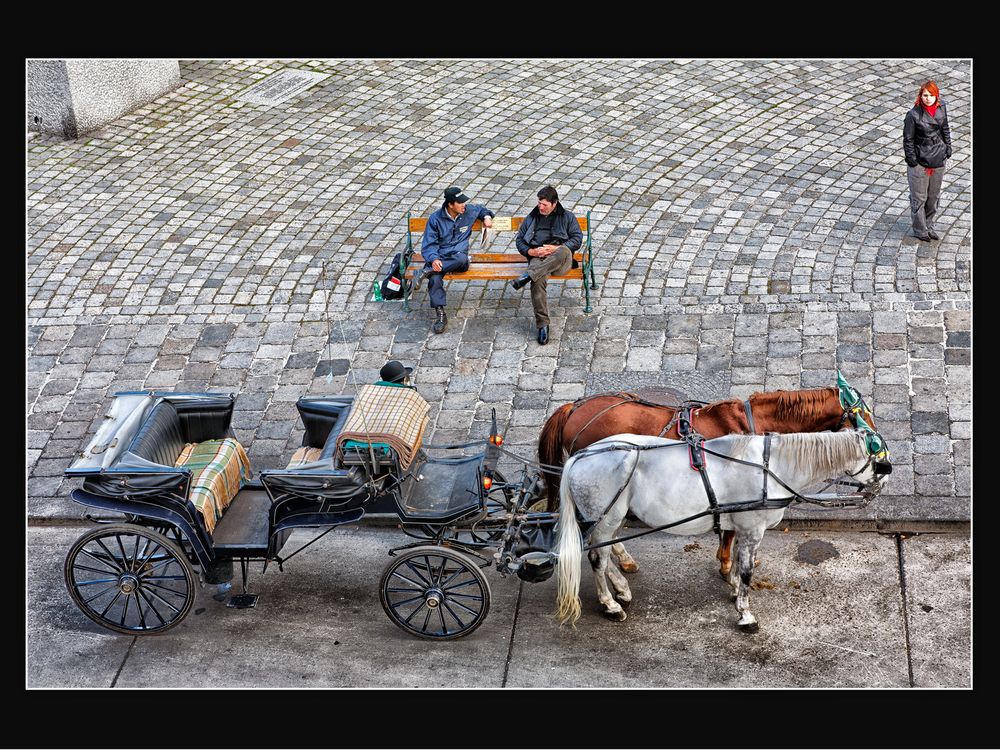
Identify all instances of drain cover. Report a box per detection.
[236,69,329,106]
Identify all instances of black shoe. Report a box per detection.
[413,269,432,291]
[914,232,931,241]
[510,273,531,291]
[432,306,447,334]
[537,326,549,345]
[927,228,940,240]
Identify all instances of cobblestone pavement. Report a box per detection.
[27,59,970,525]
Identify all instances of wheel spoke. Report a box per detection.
[141,557,178,577]
[441,591,483,601]
[441,599,471,625]
[74,577,119,586]
[99,589,124,618]
[442,577,481,591]
[82,581,119,605]
[402,601,428,625]
[80,547,122,574]
[444,597,481,617]
[141,574,188,582]
[120,589,131,626]
[389,569,427,590]
[387,592,426,607]
[429,555,448,587]
[133,592,147,629]
[137,588,168,626]
[420,605,433,633]
[136,542,164,571]
[115,534,133,573]
[437,605,448,635]
[73,561,119,576]
[140,584,184,615]
[141,580,186,599]
[402,561,433,588]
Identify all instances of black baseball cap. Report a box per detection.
[444,186,469,204]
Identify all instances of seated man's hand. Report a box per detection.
[432,259,443,272]
[483,217,493,228]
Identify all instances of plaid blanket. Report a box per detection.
[175,438,252,535]
[287,446,323,468]
[336,384,430,470]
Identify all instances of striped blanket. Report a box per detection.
[175,438,252,535]
[336,384,430,470]
[287,446,323,467]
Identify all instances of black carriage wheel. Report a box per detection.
[64,524,196,635]
[379,546,491,640]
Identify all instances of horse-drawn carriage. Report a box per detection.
[62,374,890,638]
[63,390,554,640]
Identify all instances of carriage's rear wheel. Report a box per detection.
[64,524,196,635]
[379,546,491,640]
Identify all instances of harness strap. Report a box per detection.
[744,399,756,435]
[762,433,771,502]
[677,405,722,539]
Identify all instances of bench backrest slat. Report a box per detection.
[408,216,588,233]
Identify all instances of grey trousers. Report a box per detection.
[907,164,945,236]
[526,245,573,328]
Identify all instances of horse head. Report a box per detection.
[845,427,892,498]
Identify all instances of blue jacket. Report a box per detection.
[420,203,495,263]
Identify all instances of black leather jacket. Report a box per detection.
[903,102,952,169]
[514,203,583,259]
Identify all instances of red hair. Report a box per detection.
[916,81,940,106]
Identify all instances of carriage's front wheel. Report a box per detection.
[379,546,491,640]
[64,524,196,635]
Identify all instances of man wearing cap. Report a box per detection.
[509,186,582,345]
[415,186,494,334]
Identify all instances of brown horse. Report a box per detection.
[538,386,873,575]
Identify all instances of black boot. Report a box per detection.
[510,273,531,290]
[432,306,447,334]
[537,325,549,345]
[413,269,432,290]
[927,228,940,240]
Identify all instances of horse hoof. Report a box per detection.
[618,561,640,574]
[738,621,759,634]
[614,593,632,608]
[719,564,731,578]
[603,609,627,622]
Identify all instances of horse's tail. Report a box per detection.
[555,453,583,627]
[539,403,573,512]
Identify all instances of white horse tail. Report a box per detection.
[555,454,583,627]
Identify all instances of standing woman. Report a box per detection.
[903,80,953,241]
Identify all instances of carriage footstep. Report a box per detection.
[227,594,259,609]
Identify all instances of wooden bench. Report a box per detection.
[399,212,599,313]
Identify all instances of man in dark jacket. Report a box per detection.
[510,186,582,345]
[903,83,952,241]
[417,186,495,333]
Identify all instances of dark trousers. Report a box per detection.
[907,164,945,236]
[526,245,573,328]
[425,253,469,308]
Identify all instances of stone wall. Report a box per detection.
[27,59,180,138]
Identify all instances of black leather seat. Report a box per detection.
[127,401,186,467]
[319,408,353,461]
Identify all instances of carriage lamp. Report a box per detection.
[482,471,493,491]
[489,434,504,446]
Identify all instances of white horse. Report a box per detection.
[555,429,890,632]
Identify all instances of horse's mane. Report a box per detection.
[774,431,864,480]
[754,387,836,422]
